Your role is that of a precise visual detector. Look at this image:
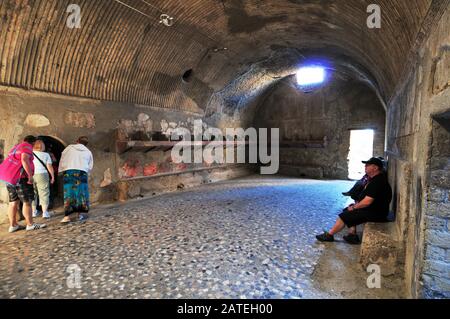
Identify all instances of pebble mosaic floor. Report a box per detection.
[0,176,355,299]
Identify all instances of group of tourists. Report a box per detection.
[0,135,93,233]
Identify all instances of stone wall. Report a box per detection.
[386,6,450,298]
[422,118,450,298]
[0,87,251,225]
[254,75,386,179]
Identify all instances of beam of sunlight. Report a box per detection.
[296,66,326,86]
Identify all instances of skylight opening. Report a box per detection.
[296,66,326,86]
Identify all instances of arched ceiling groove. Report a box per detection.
[0,0,435,113]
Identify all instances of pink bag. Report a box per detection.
[0,143,33,185]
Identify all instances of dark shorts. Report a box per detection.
[6,178,35,203]
[339,208,388,228]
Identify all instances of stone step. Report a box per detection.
[360,221,401,276]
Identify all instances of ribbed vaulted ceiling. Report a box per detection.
[0,0,437,113]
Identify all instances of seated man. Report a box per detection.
[316,157,392,244]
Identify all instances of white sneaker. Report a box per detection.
[32,211,40,218]
[26,223,47,231]
[43,211,54,219]
[8,225,25,233]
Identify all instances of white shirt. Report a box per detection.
[33,151,52,175]
[58,144,94,174]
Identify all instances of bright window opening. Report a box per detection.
[296,66,325,86]
[347,129,374,180]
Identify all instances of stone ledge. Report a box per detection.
[278,165,324,179]
[360,221,401,276]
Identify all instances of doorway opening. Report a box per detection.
[347,129,374,180]
[36,136,66,209]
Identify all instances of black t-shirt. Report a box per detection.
[360,173,392,215]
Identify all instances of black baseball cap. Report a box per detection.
[362,157,384,169]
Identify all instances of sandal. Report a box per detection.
[60,217,71,224]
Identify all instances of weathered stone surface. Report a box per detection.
[424,245,447,262]
[422,272,450,298]
[422,274,434,287]
[137,113,152,132]
[425,230,450,249]
[127,184,141,198]
[117,114,153,141]
[430,170,450,189]
[119,159,142,179]
[424,215,447,231]
[359,222,400,276]
[426,202,450,218]
[143,163,158,176]
[433,48,450,94]
[423,260,450,278]
[116,181,129,202]
[427,186,448,202]
[64,111,95,128]
[100,168,112,188]
[137,113,149,123]
[278,165,324,179]
[433,277,450,295]
[160,119,169,133]
[24,113,50,127]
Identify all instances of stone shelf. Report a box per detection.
[116,140,251,154]
[279,140,327,149]
[118,164,244,181]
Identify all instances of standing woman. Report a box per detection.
[32,139,55,219]
[59,136,93,223]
